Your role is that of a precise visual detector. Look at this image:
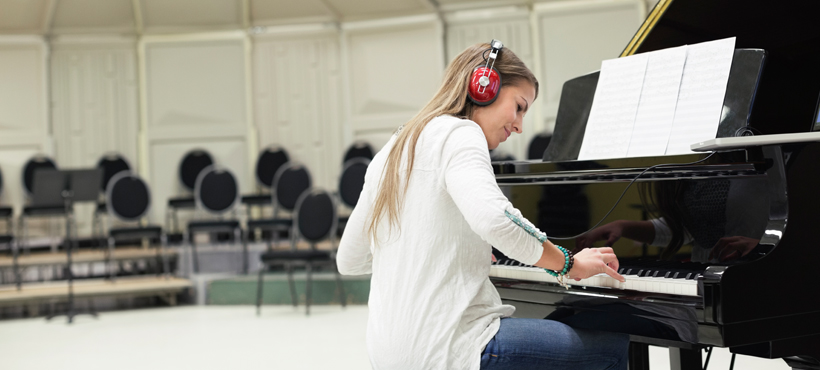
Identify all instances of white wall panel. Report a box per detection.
[50,38,139,170]
[0,40,49,138]
[145,40,247,134]
[445,6,536,160]
[0,37,51,215]
[534,0,645,132]
[141,34,252,223]
[253,30,342,191]
[342,15,444,151]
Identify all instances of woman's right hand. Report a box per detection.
[574,221,625,251]
[568,247,625,282]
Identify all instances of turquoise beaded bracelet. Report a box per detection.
[544,245,574,277]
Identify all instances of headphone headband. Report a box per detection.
[468,39,504,106]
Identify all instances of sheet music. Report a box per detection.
[665,37,736,155]
[626,46,687,157]
[577,54,649,160]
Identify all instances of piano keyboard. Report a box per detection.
[490,263,700,297]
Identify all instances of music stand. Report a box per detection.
[32,168,103,323]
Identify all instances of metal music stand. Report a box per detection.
[32,168,103,323]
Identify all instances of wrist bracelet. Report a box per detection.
[544,245,574,289]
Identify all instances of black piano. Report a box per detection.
[490,1,820,369]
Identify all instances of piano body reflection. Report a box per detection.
[490,1,820,369]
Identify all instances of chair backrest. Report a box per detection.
[97,153,131,192]
[106,172,151,221]
[528,133,552,160]
[255,146,289,189]
[272,163,311,213]
[339,158,369,208]
[195,165,240,214]
[22,155,57,196]
[179,149,214,191]
[343,141,374,164]
[294,189,336,243]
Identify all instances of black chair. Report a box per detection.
[22,155,57,197]
[18,155,65,253]
[528,133,552,160]
[93,153,132,239]
[105,172,167,280]
[343,141,374,164]
[98,153,132,193]
[241,146,290,218]
[256,188,346,315]
[245,163,312,252]
[187,165,246,274]
[167,149,214,238]
[337,158,369,233]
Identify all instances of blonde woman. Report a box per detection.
[337,41,629,370]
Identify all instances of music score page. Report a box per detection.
[577,37,736,160]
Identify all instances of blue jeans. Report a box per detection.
[480,317,629,370]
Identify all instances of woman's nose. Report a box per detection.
[512,121,523,134]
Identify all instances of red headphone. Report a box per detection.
[468,39,504,106]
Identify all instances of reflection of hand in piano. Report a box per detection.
[574,220,655,252]
[709,236,759,261]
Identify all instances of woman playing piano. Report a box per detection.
[337,40,629,370]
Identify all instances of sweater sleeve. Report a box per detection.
[336,168,375,275]
[441,123,544,265]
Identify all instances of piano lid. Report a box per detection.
[621,0,820,135]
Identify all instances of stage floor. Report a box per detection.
[0,305,793,370]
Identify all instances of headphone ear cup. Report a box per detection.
[468,66,502,106]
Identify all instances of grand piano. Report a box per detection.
[489,1,820,369]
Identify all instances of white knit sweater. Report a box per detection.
[337,115,544,370]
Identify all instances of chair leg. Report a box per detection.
[160,234,170,279]
[190,233,200,273]
[13,240,21,291]
[256,266,265,316]
[305,262,313,316]
[21,217,28,256]
[237,227,247,275]
[335,267,347,308]
[286,263,297,308]
[107,237,116,281]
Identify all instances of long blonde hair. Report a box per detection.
[366,42,539,243]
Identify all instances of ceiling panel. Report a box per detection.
[0,0,48,32]
[250,0,335,23]
[324,0,431,19]
[141,0,242,30]
[51,0,133,31]
[436,0,528,8]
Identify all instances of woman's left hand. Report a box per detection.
[568,247,624,282]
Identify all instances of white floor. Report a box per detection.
[0,305,792,370]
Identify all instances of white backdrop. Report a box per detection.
[0,0,645,232]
